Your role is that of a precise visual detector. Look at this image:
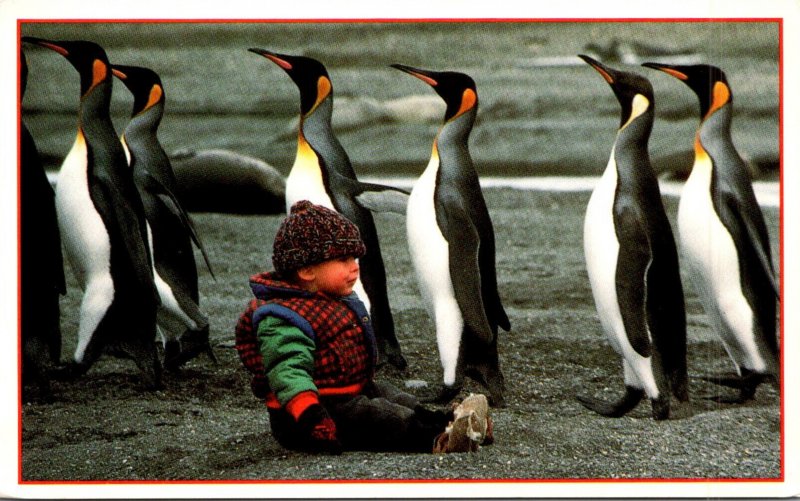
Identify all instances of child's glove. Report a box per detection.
[287,391,342,455]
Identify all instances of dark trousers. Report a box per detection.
[269,381,448,453]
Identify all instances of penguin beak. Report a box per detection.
[391,64,438,87]
[22,36,69,56]
[578,54,616,84]
[111,67,128,80]
[249,48,293,70]
[642,62,689,81]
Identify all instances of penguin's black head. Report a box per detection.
[391,64,478,122]
[642,62,731,120]
[22,37,111,97]
[112,64,165,116]
[249,48,331,116]
[579,54,654,129]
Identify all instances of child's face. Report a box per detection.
[299,256,360,297]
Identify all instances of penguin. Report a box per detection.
[248,48,408,370]
[21,37,161,389]
[111,64,216,370]
[576,55,689,420]
[20,49,66,400]
[642,62,779,402]
[391,64,510,407]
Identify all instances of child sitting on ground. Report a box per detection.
[237,200,492,454]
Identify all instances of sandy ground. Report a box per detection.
[19,190,782,489]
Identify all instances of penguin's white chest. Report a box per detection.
[407,153,463,385]
[285,137,333,211]
[407,157,452,306]
[583,154,624,350]
[678,151,758,368]
[55,132,111,287]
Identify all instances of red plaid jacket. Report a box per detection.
[235,272,377,406]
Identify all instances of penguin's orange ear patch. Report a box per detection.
[454,88,477,118]
[88,59,108,94]
[145,85,163,110]
[705,81,731,119]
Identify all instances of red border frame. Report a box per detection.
[16,16,785,487]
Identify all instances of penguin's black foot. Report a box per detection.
[164,329,217,371]
[576,386,644,418]
[163,340,182,372]
[49,362,87,382]
[422,384,462,406]
[387,352,408,371]
[376,351,408,372]
[464,366,506,408]
[694,370,767,403]
[650,394,670,421]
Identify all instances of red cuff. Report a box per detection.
[286,391,319,421]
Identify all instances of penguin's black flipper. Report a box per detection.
[720,190,779,298]
[441,201,495,345]
[353,181,410,214]
[614,205,654,358]
[143,173,216,280]
[91,181,160,303]
[576,386,645,418]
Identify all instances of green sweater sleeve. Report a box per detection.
[256,315,318,405]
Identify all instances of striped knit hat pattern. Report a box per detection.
[272,200,366,275]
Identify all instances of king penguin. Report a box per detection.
[642,62,779,402]
[112,64,216,370]
[577,55,688,420]
[22,38,161,389]
[248,48,407,370]
[391,64,510,407]
[20,48,66,399]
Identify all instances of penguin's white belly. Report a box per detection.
[55,134,114,362]
[285,153,333,211]
[407,160,462,385]
[584,155,658,396]
[56,139,112,286]
[584,160,624,351]
[678,159,760,371]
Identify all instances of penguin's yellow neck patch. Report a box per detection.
[144,84,163,111]
[296,130,317,165]
[452,88,476,120]
[88,59,107,95]
[621,93,650,130]
[704,81,730,120]
[694,134,710,165]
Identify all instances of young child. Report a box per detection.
[240,200,491,454]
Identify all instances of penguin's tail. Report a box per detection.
[576,386,644,418]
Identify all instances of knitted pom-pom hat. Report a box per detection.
[272,200,366,275]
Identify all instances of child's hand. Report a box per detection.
[297,404,342,455]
